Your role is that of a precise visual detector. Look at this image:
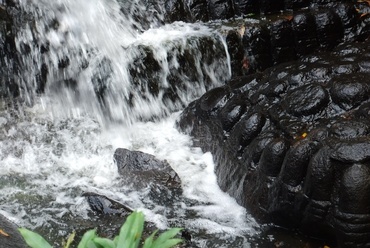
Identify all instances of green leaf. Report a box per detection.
[116,211,144,248]
[151,228,182,247]
[86,240,99,248]
[93,237,116,248]
[142,230,158,248]
[113,236,119,246]
[64,231,76,248]
[78,229,97,248]
[157,238,183,248]
[18,228,53,248]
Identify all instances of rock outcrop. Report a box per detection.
[164,0,355,23]
[226,2,370,76]
[178,41,370,247]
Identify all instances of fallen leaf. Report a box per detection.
[284,15,293,21]
[0,229,10,237]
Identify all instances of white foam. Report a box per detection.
[16,0,230,125]
[0,105,258,240]
[1,0,258,245]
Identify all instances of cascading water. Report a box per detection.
[1,0,259,246]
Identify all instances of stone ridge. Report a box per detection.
[178,41,370,247]
[164,0,355,22]
[226,2,370,76]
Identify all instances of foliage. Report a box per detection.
[19,211,182,248]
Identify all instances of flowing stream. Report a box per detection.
[1,0,260,247]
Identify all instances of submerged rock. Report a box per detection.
[178,41,370,247]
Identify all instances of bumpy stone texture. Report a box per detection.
[227,2,370,76]
[164,0,355,22]
[178,41,370,247]
[164,1,370,78]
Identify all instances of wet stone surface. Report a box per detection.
[178,40,370,247]
[226,1,370,77]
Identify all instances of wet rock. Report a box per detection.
[331,2,360,41]
[167,0,359,22]
[0,1,51,102]
[83,192,133,216]
[292,12,318,57]
[242,24,272,73]
[208,0,234,20]
[177,41,370,246]
[260,0,285,15]
[282,84,329,116]
[0,4,19,98]
[226,30,244,76]
[0,214,28,248]
[114,148,182,205]
[330,74,370,110]
[125,35,229,119]
[114,148,179,183]
[234,2,370,76]
[259,138,290,177]
[329,120,370,139]
[218,94,249,132]
[269,19,296,64]
[234,0,260,16]
[187,0,209,22]
[164,0,193,23]
[314,9,343,50]
[230,112,266,151]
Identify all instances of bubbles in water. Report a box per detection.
[0,104,258,245]
[15,0,230,125]
[1,0,257,246]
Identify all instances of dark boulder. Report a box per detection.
[114,148,180,186]
[114,148,182,205]
[177,41,370,247]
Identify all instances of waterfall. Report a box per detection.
[14,0,230,125]
[0,0,258,246]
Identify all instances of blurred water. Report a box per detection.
[0,0,259,246]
